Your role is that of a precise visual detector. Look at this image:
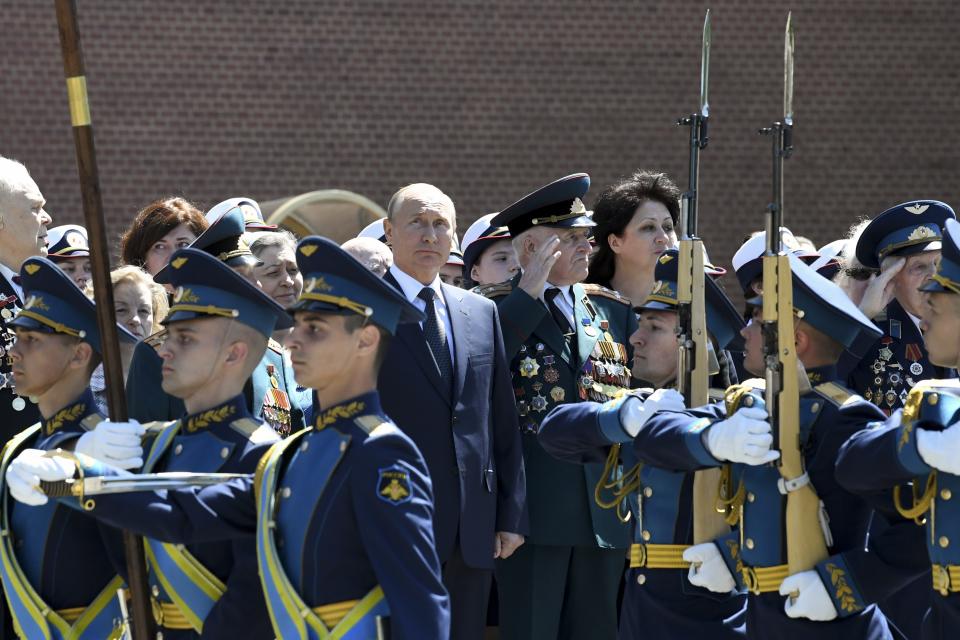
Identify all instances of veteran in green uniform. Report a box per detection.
[477,174,634,640]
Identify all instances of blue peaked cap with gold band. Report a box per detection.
[154,203,259,284]
[855,200,955,270]
[491,173,595,237]
[920,218,960,295]
[162,247,293,335]
[291,236,424,335]
[10,257,137,354]
[747,253,882,356]
[636,249,746,350]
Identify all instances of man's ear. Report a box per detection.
[794,325,810,359]
[224,340,249,366]
[356,323,380,360]
[383,219,393,245]
[71,340,94,371]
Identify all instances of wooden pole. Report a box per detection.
[53,2,155,637]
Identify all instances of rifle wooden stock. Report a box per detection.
[54,2,155,637]
[762,253,828,574]
[678,238,729,543]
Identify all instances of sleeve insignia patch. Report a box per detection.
[377,464,412,505]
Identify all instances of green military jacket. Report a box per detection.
[478,277,636,548]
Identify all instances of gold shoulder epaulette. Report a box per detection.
[81,414,104,430]
[474,282,513,298]
[230,417,278,444]
[144,329,167,349]
[708,388,726,403]
[267,338,284,354]
[814,381,860,407]
[355,414,389,435]
[581,283,632,306]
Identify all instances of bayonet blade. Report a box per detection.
[700,9,712,118]
[783,12,794,125]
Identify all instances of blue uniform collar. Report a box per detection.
[181,394,251,435]
[39,387,99,438]
[314,390,382,431]
[806,364,839,386]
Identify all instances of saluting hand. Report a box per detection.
[5,449,77,506]
[857,257,905,320]
[494,531,525,560]
[518,235,561,298]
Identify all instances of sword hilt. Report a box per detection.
[39,479,75,497]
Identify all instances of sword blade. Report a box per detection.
[40,472,250,497]
[783,12,795,125]
[700,9,712,118]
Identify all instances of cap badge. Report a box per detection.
[570,198,586,215]
[905,203,930,215]
[305,276,333,294]
[907,226,935,241]
[171,257,188,269]
[173,287,200,304]
[658,254,675,265]
[24,264,41,275]
[300,244,319,257]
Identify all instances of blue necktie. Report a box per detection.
[418,287,453,382]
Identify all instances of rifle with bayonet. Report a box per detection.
[759,13,829,575]
[676,9,729,543]
[54,2,155,636]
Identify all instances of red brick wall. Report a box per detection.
[3,1,957,291]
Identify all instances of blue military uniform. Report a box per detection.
[51,237,450,639]
[0,257,136,639]
[126,202,309,435]
[89,248,287,638]
[538,247,748,639]
[637,255,899,639]
[839,200,957,414]
[835,217,960,640]
[476,174,633,640]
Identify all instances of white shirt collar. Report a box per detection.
[0,263,22,299]
[390,265,444,304]
[906,311,922,331]
[541,282,573,304]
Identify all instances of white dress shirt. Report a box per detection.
[0,263,23,300]
[540,282,575,330]
[390,265,455,361]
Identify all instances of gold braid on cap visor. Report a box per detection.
[298,292,373,318]
[14,310,85,338]
[928,273,960,295]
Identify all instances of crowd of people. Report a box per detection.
[0,153,956,640]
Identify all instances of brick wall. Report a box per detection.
[2,0,958,295]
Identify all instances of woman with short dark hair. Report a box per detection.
[586,170,679,304]
[120,197,208,277]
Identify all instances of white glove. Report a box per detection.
[5,449,77,506]
[74,420,145,470]
[683,543,736,593]
[705,407,780,465]
[620,388,686,437]
[917,422,960,475]
[780,570,838,621]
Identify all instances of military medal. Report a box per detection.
[905,344,924,377]
[0,309,10,320]
[542,355,559,383]
[910,362,923,376]
[531,394,548,413]
[519,356,540,378]
[517,400,529,417]
[532,381,543,393]
[535,343,545,354]
[550,386,565,402]
[885,390,897,407]
[888,372,901,385]
[878,347,893,361]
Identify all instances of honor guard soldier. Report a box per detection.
[9,237,451,640]
[12,247,289,638]
[126,200,309,435]
[0,257,137,639]
[45,224,91,290]
[639,255,902,638]
[835,217,960,639]
[477,173,635,640]
[839,200,957,414]
[538,248,748,639]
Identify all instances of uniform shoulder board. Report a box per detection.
[81,414,104,431]
[230,417,278,444]
[143,329,167,350]
[814,381,861,407]
[355,414,392,436]
[143,420,177,437]
[474,282,513,298]
[581,283,632,306]
[267,338,284,354]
